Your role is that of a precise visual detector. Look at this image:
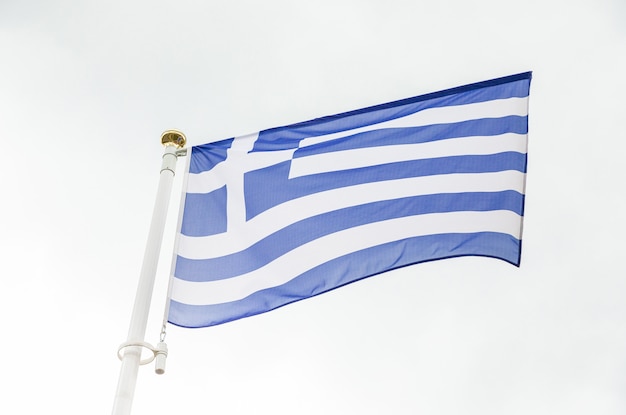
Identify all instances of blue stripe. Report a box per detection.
[175,191,524,282]
[169,231,522,328]
[244,152,527,220]
[252,74,531,152]
[293,116,528,157]
[188,74,531,173]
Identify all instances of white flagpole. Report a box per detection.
[112,131,187,415]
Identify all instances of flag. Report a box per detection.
[167,72,532,328]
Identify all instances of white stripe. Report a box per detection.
[171,210,522,305]
[187,131,525,195]
[177,170,525,259]
[185,97,528,195]
[289,133,526,178]
[298,96,529,149]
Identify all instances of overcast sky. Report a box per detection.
[1,1,626,414]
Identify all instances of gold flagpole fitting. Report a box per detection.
[160,130,187,175]
[161,130,187,149]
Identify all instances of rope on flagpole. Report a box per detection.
[158,143,191,352]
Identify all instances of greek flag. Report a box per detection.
[168,72,532,328]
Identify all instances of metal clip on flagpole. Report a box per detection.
[112,130,186,415]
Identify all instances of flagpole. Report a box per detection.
[112,131,187,415]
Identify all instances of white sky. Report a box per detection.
[1,1,625,414]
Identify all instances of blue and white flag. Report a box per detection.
[168,72,532,328]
